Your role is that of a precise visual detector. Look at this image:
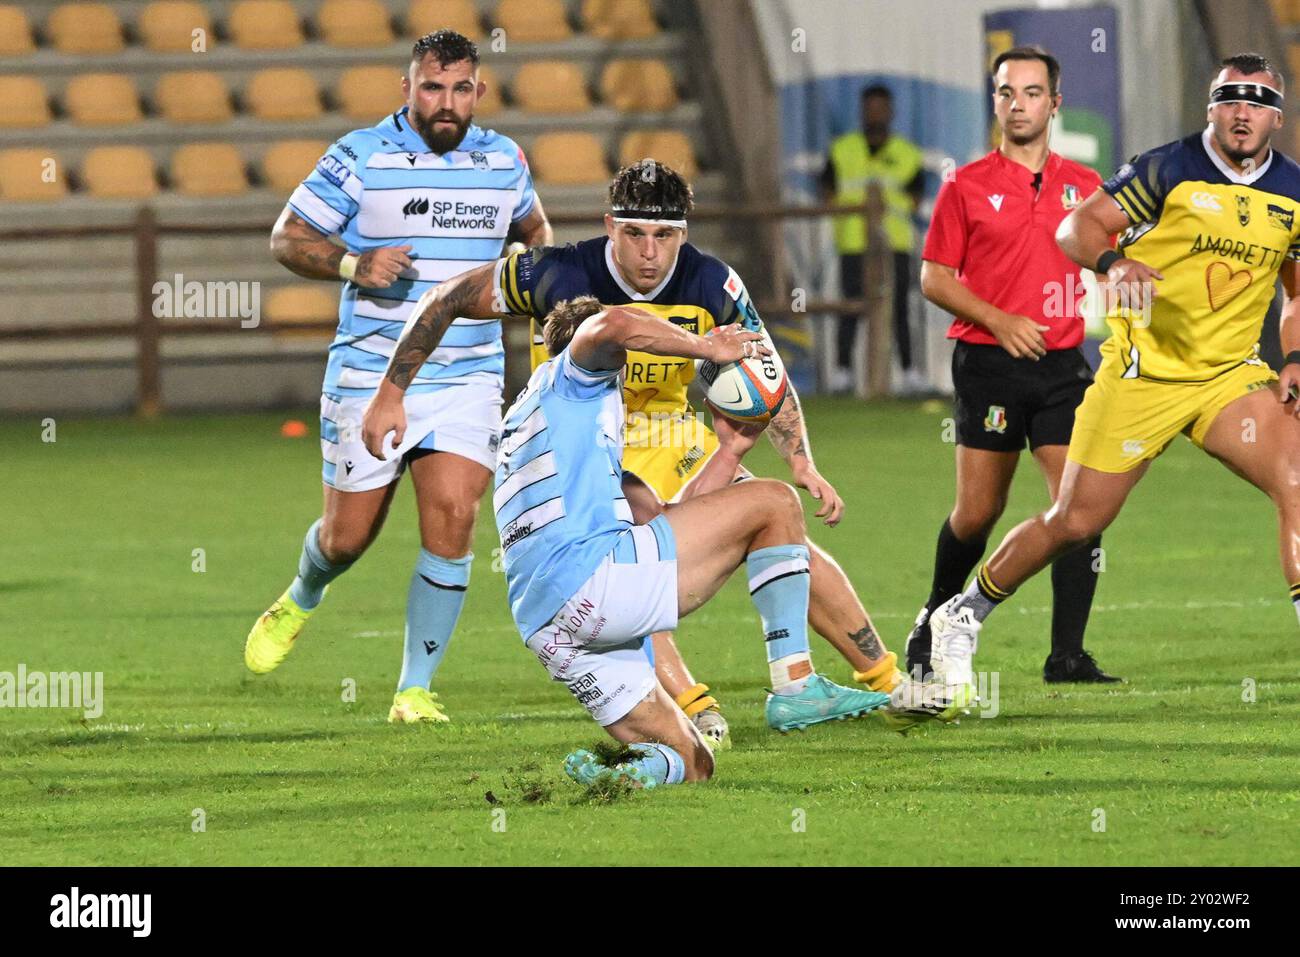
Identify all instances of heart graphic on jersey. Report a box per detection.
[1205,261,1252,311]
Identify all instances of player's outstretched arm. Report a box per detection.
[766,388,844,526]
[270,207,412,288]
[361,261,501,458]
[1057,191,1163,312]
[1278,259,1300,409]
[570,306,766,372]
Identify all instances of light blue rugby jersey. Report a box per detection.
[288,106,536,398]
[493,349,637,639]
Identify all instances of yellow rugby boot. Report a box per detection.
[243,588,316,675]
[388,687,450,724]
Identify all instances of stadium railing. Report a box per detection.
[0,194,892,414]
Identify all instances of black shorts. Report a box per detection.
[951,341,1093,452]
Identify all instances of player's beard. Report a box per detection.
[1217,124,1270,166]
[411,110,472,154]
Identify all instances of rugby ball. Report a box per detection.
[695,324,789,423]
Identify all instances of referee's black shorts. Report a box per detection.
[951,341,1093,452]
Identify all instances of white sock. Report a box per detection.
[770,653,813,695]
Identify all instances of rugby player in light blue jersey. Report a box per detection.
[243,31,552,724]
[364,295,891,788]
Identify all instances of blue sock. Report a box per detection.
[397,549,472,691]
[624,743,686,786]
[288,519,352,611]
[746,544,813,694]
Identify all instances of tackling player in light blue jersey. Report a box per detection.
[367,295,891,788]
[243,31,552,724]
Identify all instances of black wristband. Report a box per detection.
[1285,350,1300,368]
[1095,249,1122,274]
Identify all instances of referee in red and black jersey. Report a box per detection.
[906,46,1119,683]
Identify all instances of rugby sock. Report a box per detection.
[955,565,1014,623]
[674,683,719,717]
[1049,535,1101,657]
[1291,583,1300,627]
[287,519,353,611]
[397,549,471,691]
[854,652,901,692]
[623,743,686,786]
[746,544,813,694]
[926,519,989,614]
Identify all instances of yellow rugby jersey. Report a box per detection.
[1102,128,1300,381]
[495,238,762,443]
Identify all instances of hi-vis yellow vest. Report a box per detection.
[830,132,923,254]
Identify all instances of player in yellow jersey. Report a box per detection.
[361,164,960,744]
[925,54,1300,697]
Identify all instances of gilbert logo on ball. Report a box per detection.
[696,324,788,423]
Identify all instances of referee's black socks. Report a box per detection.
[908,519,988,671]
[1049,535,1102,658]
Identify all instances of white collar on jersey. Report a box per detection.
[1201,124,1273,184]
[603,238,680,301]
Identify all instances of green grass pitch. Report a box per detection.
[3,398,1298,866]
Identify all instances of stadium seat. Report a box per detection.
[155,72,233,124]
[47,2,125,53]
[1273,0,1300,26]
[228,0,304,49]
[170,143,248,196]
[0,76,50,129]
[406,0,482,39]
[0,149,68,201]
[262,139,329,192]
[64,74,143,127]
[317,0,394,48]
[81,146,159,199]
[494,0,572,43]
[139,1,213,52]
[0,5,36,55]
[265,285,337,338]
[618,130,697,177]
[246,69,322,120]
[581,0,658,40]
[475,63,503,116]
[600,59,677,112]
[511,61,591,113]
[530,132,608,185]
[337,66,405,121]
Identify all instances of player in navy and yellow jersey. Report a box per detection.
[925,55,1300,696]
[362,163,961,745]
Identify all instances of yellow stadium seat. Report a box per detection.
[475,63,503,116]
[1289,43,1300,88]
[265,285,337,338]
[337,66,405,121]
[246,69,322,120]
[618,130,697,177]
[495,0,571,43]
[156,72,233,124]
[64,74,143,127]
[0,6,36,55]
[531,132,608,185]
[262,139,329,192]
[0,149,68,201]
[81,147,158,199]
[600,59,676,112]
[47,3,125,53]
[406,0,482,39]
[582,0,658,40]
[228,0,304,49]
[511,61,590,113]
[170,143,247,196]
[1273,0,1300,26]
[0,76,50,129]
[139,1,212,52]
[317,0,394,48]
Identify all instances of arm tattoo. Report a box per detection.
[847,624,885,661]
[386,269,489,389]
[273,213,344,280]
[766,387,810,462]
